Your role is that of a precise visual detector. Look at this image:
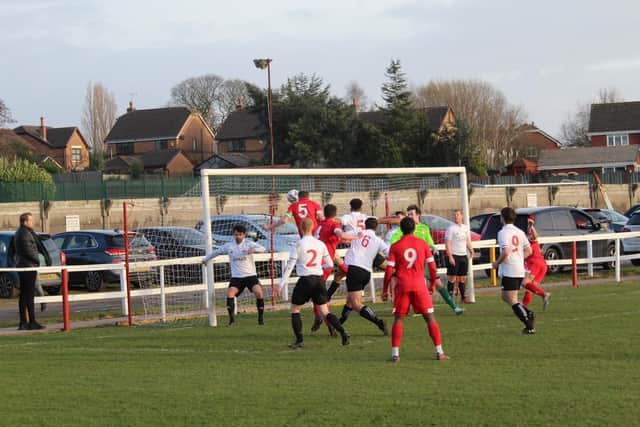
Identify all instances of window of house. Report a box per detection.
[192,137,197,151]
[155,140,168,150]
[228,140,246,152]
[117,143,134,155]
[607,134,629,146]
[71,147,82,163]
[526,146,537,158]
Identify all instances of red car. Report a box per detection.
[419,214,482,261]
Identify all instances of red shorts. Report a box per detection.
[393,286,434,317]
[525,260,547,284]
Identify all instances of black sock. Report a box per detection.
[447,281,455,294]
[327,281,340,299]
[359,305,380,325]
[458,282,466,299]
[326,313,345,334]
[291,313,303,343]
[511,303,532,329]
[339,305,352,324]
[226,298,235,322]
[256,298,264,317]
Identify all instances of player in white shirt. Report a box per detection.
[277,218,350,349]
[202,224,267,326]
[492,207,536,334]
[341,198,368,233]
[444,209,475,303]
[339,217,390,335]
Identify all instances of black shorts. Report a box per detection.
[373,253,386,269]
[501,276,523,291]
[291,275,329,306]
[346,265,371,292]
[446,255,469,277]
[229,276,260,294]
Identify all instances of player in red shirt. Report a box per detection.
[263,190,322,236]
[522,216,551,309]
[382,217,449,362]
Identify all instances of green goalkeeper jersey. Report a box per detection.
[389,223,435,247]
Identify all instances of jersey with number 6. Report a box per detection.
[388,234,435,292]
[497,223,530,278]
[344,229,389,272]
[291,236,333,277]
[287,198,322,236]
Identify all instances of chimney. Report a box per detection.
[236,98,245,111]
[352,97,360,114]
[40,117,47,141]
[126,101,135,113]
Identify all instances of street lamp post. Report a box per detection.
[253,58,276,306]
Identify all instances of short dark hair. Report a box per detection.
[406,204,421,215]
[298,190,309,199]
[500,207,516,224]
[394,211,405,216]
[365,217,377,230]
[19,212,32,225]
[232,224,247,234]
[400,216,415,235]
[350,198,363,211]
[324,204,337,218]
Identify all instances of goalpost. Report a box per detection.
[199,167,473,327]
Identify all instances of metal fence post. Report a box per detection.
[586,240,594,277]
[159,265,166,322]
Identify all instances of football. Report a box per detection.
[287,189,299,203]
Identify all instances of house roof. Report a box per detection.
[588,101,640,134]
[538,145,640,170]
[0,129,25,158]
[359,106,452,129]
[105,149,192,173]
[13,125,83,148]
[195,153,252,170]
[216,110,267,140]
[517,123,562,147]
[104,107,193,144]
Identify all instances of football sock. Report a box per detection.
[339,305,352,324]
[511,303,533,329]
[435,345,444,355]
[313,304,320,319]
[522,291,533,307]
[339,263,349,274]
[359,305,380,325]
[291,313,303,343]
[391,321,403,347]
[226,298,235,323]
[427,321,442,346]
[391,346,400,358]
[327,281,340,299]
[458,282,466,299]
[256,298,264,320]
[438,287,459,311]
[326,313,345,334]
[524,281,545,297]
[447,281,455,294]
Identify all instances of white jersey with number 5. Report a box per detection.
[497,223,530,278]
[291,236,333,277]
[344,229,389,272]
[341,211,368,233]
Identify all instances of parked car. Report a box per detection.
[478,207,614,275]
[623,204,640,218]
[135,227,224,283]
[580,208,628,232]
[52,230,157,291]
[0,231,65,298]
[196,214,299,277]
[621,212,640,265]
[470,212,495,235]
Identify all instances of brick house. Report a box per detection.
[12,118,90,171]
[538,145,640,174]
[588,101,640,147]
[104,149,194,177]
[513,122,562,161]
[215,110,269,163]
[104,105,216,166]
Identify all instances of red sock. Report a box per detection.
[313,304,320,318]
[339,263,348,274]
[391,321,403,347]
[522,290,533,307]
[427,321,442,347]
[524,281,545,297]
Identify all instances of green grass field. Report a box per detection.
[1,283,639,426]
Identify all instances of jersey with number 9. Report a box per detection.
[387,234,434,291]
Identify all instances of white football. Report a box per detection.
[287,189,299,203]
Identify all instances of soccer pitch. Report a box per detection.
[1,283,638,426]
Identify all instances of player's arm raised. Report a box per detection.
[202,245,226,265]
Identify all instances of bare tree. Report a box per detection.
[561,87,623,147]
[81,82,117,153]
[415,79,527,169]
[216,79,252,128]
[0,98,14,127]
[344,81,368,111]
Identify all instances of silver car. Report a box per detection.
[621,213,640,265]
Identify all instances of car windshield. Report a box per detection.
[628,214,640,226]
[606,210,628,222]
[421,215,454,231]
[253,217,299,235]
[171,229,206,245]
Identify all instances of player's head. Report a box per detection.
[287,189,299,203]
[500,207,516,224]
[400,216,415,235]
[349,198,363,212]
[232,224,246,243]
[324,204,337,219]
[298,190,309,200]
[406,204,421,224]
[453,209,463,224]
[364,217,377,230]
[300,217,314,235]
[394,210,405,218]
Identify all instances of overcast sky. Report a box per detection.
[2,0,639,140]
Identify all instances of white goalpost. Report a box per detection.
[199,167,473,327]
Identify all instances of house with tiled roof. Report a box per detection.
[104,149,193,177]
[12,118,90,171]
[358,105,456,132]
[588,101,640,147]
[104,104,216,167]
[538,145,640,174]
[215,110,269,163]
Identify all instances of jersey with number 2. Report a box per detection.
[388,234,432,292]
[292,236,332,277]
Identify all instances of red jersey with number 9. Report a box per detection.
[387,234,434,292]
[288,198,322,236]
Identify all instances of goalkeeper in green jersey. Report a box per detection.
[389,205,464,315]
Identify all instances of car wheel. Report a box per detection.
[85,271,104,292]
[0,274,15,298]
[544,246,562,274]
[45,285,61,295]
[602,243,616,270]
